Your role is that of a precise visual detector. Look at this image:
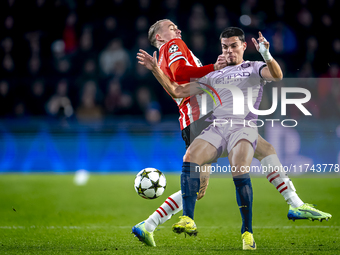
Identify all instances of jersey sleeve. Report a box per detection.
[166,39,189,67]
[171,60,215,83]
[252,61,267,79]
[165,39,215,83]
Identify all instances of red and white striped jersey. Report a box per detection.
[158,38,215,130]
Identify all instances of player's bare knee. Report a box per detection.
[184,148,209,166]
[255,139,277,161]
[183,152,190,162]
[266,143,276,155]
[259,143,276,159]
[233,161,250,173]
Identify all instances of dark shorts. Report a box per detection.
[181,111,213,149]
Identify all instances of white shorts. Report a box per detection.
[196,119,258,159]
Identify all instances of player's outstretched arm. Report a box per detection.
[137,49,181,97]
[154,70,201,98]
[252,32,283,81]
[137,49,158,71]
[137,49,201,98]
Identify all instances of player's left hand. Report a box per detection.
[252,31,273,61]
[137,49,158,71]
[251,31,270,52]
[214,54,227,70]
[197,170,210,200]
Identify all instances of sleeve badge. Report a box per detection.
[169,44,179,53]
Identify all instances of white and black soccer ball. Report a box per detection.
[134,168,166,199]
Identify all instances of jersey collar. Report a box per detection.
[158,38,179,51]
[159,43,166,51]
[218,60,248,73]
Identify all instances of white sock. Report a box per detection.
[261,154,304,208]
[144,190,183,232]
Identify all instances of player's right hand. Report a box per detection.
[214,54,227,70]
[137,49,158,71]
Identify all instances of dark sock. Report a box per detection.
[181,162,200,219]
[233,173,253,234]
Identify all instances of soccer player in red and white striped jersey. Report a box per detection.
[132,21,331,248]
[133,19,298,246]
[132,19,226,247]
[155,19,226,130]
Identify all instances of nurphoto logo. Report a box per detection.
[197,78,312,128]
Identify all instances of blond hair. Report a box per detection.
[148,19,170,48]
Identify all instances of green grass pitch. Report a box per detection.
[1,174,339,254]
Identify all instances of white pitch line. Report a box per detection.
[253,225,338,229]
[0,226,154,229]
[200,226,339,229]
[0,225,338,229]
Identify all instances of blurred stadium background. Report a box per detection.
[1,1,340,254]
[0,0,340,173]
